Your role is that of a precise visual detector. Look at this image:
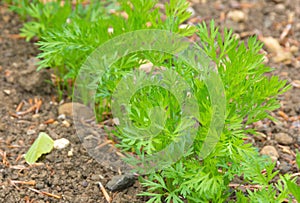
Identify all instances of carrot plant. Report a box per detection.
[129,22,292,202]
[36,0,195,113]
[7,0,298,202]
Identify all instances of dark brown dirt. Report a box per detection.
[0,0,300,202]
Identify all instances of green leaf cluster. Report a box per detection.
[32,0,194,102]
[137,22,292,202]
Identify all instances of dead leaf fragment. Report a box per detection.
[278,110,289,121]
[44,118,55,124]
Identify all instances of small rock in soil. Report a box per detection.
[274,4,285,13]
[62,120,71,128]
[254,132,267,142]
[261,37,282,54]
[54,138,70,150]
[82,180,88,187]
[27,129,36,135]
[274,133,294,145]
[32,114,40,119]
[227,10,246,22]
[38,124,47,131]
[279,161,291,173]
[187,7,196,17]
[36,182,44,189]
[106,174,136,192]
[57,114,66,120]
[3,89,11,95]
[260,145,279,161]
[260,36,293,63]
[91,174,99,181]
[67,148,74,157]
[58,102,94,119]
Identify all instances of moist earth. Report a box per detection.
[0,0,300,202]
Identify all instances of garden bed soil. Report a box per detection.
[0,0,300,202]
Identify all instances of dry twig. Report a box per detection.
[0,150,9,166]
[11,180,36,186]
[27,187,61,199]
[98,181,112,203]
[16,98,43,116]
[229,183,263,190]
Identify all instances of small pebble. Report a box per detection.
[54,138,70,150]
[62,120,70,128]
[82,180,88,187]
[274,133,294,145]
[58,102,94,119]
[67,148,73,157]
[279,161,291,173]
[12,62,18,68]
[38,124,47,131]
[260,145,279,161]
[3,90,11,95]
[274,4,285,13]
[254,132,267,142]
[32,114,40,119]
[106,174,136,192]
[27,129,36,135]
[57,114,66,120]
[187,7,195,17]
[91,174,99,181]
[52,121,59,126]
[35,183,44,189]
[227,10,246,22]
